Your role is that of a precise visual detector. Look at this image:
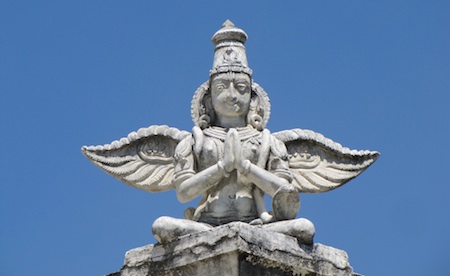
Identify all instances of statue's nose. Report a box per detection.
[226,83,238,101]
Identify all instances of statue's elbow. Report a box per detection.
[173,171,196,203]
[175,185,194,203]
[176,191,191,203]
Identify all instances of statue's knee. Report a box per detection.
[152,216,213,244]
[153,216,171,230]
[272,186,300,220]
[152,216,174,243]
[296,218,315,235]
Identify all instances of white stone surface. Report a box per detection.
[82,20,379,247]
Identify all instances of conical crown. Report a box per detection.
[210,20,252,77]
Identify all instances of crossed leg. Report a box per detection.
[152,216,315,245]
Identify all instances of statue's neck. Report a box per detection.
[215,116,246,129]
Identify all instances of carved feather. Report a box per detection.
[81,125,190,192]
[273,129,379,193]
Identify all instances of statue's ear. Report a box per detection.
[250,82,271,128]
[250,93,259,109]
[203,92,212,111]
[202,93,215,127]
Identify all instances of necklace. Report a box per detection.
[203,126,260,141]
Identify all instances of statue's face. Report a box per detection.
[210,72,251,119]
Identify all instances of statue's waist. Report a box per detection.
[197,213,256,226]
[195,197,258,226]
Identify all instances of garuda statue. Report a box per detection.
[82,20,379,245]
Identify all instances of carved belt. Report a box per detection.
[197,215,257,227]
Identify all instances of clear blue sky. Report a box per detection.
[1,1,449,275]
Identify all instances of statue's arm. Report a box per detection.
[253,188,273,223]
[172,135,226,203]
[240,161,291,197]
[173,161,227,203]
[240,135,299,221]
[231,129,293,197]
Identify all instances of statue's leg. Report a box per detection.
[152,216,213,243]
[261,218,315,245]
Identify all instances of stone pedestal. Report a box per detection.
[108,222,359,276]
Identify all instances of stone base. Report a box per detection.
[109,222,359,276]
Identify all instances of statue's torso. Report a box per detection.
[194,127,264,225]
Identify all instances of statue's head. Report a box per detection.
[210,71,251,121]
[191,20,271,130]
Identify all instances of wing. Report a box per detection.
[273,129,379,193]
[82,125,190,192]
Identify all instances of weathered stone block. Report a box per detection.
[109,222,358,276]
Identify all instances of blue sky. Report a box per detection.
[1,1,449,275]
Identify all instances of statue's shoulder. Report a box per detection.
[174,133,194,156]
[268,131,289,158]
[175,126,210,159]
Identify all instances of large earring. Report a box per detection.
[249,114,263,131]
[198,114,210,129]
[247,96,263,130]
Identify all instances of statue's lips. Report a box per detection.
[223,100,240,106]
[214,99,240,111]
[226,102,241,112]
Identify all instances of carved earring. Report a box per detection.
[248,96,263,130]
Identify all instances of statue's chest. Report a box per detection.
[197,136,261,170]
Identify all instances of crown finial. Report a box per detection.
[222,19,235,28]
[212,20,247,45]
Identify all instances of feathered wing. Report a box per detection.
[81,125,190,192]
[273,129,379,193]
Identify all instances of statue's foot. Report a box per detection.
[272,185,300,221]
[262,218,315,245]
[152,216,213,243]
[249,218,263,225]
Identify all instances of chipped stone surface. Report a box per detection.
[109,222,358,276]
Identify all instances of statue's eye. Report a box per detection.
[236,83,249,93]
[215,83,226,91]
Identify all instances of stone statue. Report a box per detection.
[82,20,379,246]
